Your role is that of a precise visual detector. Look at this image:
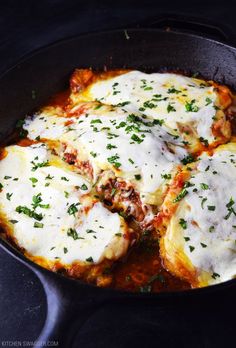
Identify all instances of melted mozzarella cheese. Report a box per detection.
[24,106,187,204]
[0,144,128,265]
[162,143,236,286]
[83,71,219,143]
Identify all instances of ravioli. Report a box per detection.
[71,70,232,152]
[0,144,129,272]
[160,143,236,287]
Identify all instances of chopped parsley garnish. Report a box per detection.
[115,233,122,237]
[185,99,199,112]
[64,191,69,198]
[90,119,102,124]
[128,158,134,164]
[9,220,18,225]
[86,229,96,234]
[209,225,215,233]
[107,154,121,168]
[181,154,195,165]
[173,189,188,203]
[32,193,50,209]
[161,173,171,180]
[212,272,220,279]
[4,176,11,180]
[205,97,212,106]
[134,174,142,180]
[63,247,68,254]
[31,160,49,172]
[111,188,116,196]
[207,205,216,211]
[106,144,117,150]
[179,218,187,229]
[184,237,190,241]
[167,87,181,94]
[143,101,156,109]
[34,222,44,228]
[224,197,236,220]
[200,183,209,190]
[67,203,80,216]
[29,177,38,184]
[86,257,94,263]
[67,228,80,240]
[90,151,97,158]
[131,134,143,144]
[80,183,88,191]
[45,174,53,180]
[167,104,176,113]
[16,206,43,221]
[200,242,207,248]
[201,197,207,209]
[115,101,131,107]
[199,137,209,147]
[6,193,13,201]
[94,104,102,110]
[61,177,69,181]
[0,183,3,190]
[189,245,195,252]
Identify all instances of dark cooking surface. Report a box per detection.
[0,1,236,347]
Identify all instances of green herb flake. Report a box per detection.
[179,218,187,229]
[80,183,88,191]
[161,173,171,180]
[181,155,195,165]
[30,177,38,184]
[167,104,176,113]
[200,183,209,190]
[185,99,199,112]
[6,192,13,201]
[212,272,220,279]
[189,245,195,252]
[106,144,117,150]
[207,205,216,211]
[34,222,44,228]
[201,197,207,209]
[173,189,188,203]
[67,203,79,216]
[134,174,142,181]
[67,228,84,240]
[86,257,94,263]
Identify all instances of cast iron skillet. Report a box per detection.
[1,17,236,347]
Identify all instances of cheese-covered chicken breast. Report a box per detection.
[160,143,236,287]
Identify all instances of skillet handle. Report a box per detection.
[32,269,101,348]
[136,15,236,44]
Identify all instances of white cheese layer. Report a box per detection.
[86,71,218,142]
[164,143,236,285]
[24,107,187,204]
[0,144,128,265]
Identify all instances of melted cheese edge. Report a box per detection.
[0,144,129,265]
[163,143,236,286]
